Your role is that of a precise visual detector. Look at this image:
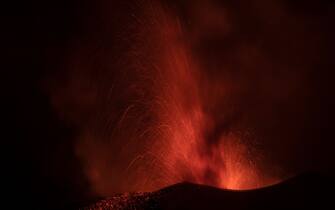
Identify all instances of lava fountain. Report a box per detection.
[139,3,262,190]
[49,0,278,196]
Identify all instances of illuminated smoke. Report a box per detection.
[47,0,327,196]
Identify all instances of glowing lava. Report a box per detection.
[49,0,278,196]
[122,1,269,190]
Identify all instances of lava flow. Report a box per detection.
[49,0,278,196]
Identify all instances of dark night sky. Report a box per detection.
[6,0,335,209]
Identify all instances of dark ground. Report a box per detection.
[85,173,334,210]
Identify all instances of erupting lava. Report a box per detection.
[141,4,262,190]
[50,0,278,196]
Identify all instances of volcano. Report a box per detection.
[8,0,335,210]
[84,173,333,209]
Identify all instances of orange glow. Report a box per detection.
[49,0,279,196]
[121,1,272,190]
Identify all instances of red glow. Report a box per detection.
[49,1,279,196]
[138,3,266,190]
